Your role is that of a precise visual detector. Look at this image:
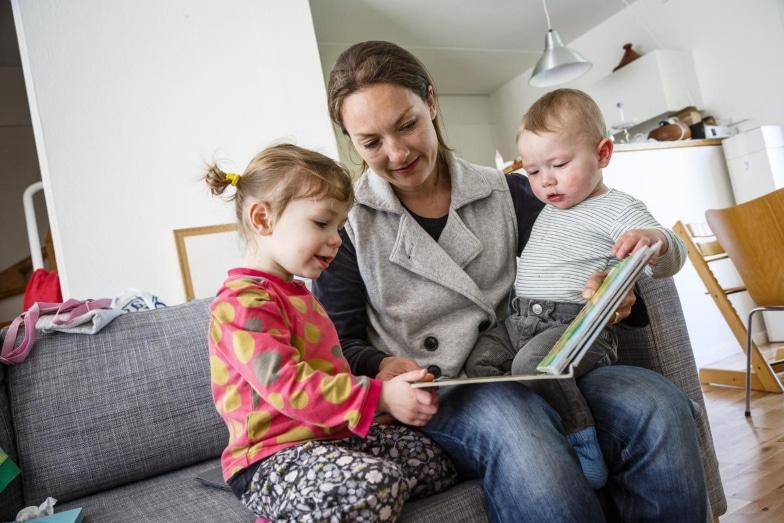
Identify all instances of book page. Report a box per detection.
[410,365,575,388]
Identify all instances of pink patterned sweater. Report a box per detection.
[208,268,382,481]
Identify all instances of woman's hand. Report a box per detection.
[582,271,636,324]
[376,369,439,426]
[377,356,424,381]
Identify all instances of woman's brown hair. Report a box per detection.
[327,41,451,171]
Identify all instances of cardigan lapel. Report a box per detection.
[388,212,495,316]
[355,154,500,317]
[389,213,495,317]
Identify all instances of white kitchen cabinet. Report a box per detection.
[586,50,703,130]
[723,125,784,204]
[602,140,745,367]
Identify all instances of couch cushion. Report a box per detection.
[7,299,227,505]
[400,480,489,523]
[55,459,255,522]
[52,459,487,523]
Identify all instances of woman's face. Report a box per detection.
[340,83,439,193]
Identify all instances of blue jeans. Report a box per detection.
[422,365,707,522]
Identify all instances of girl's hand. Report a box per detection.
[377,369,439,426]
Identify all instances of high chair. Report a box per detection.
[705,188,784,415]
[672,221,783,395]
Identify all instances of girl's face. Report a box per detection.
[340,83,440,195]
[516,127,611,210]
[248,196,349,281]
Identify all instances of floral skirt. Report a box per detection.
[241,424,457,522]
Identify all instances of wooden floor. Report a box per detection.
[702,345,784,522]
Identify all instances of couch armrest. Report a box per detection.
[0,361,24,521]
[4,299,226,507]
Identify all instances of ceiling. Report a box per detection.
[310,0,638,96]
[0,1,638,94]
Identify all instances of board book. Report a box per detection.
[411,241,662,388]
[25,508,84,523]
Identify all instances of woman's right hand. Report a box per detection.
[377,368,439,426]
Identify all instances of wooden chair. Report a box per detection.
[672,221,783,395]
[706,188,784,415]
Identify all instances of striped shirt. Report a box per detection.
[515,188,686,303]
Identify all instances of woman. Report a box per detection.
[313,40,708,522]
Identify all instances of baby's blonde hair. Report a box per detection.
[517,88,606,144]
[204,143,354,242]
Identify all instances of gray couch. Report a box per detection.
[1,275,726,522]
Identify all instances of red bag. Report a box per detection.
[22,268,62,312]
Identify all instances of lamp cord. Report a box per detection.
[542,0,552,30]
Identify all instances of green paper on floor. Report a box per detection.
[0,447,21,492]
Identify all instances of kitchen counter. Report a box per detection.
[613,138,723,152]
[602,141,744,369]
[503,139,725,174]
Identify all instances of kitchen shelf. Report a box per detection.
[585,49,703,133]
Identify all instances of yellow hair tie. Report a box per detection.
[226,173,241,186]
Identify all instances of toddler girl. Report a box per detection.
[204,143,456,522]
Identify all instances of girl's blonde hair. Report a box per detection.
[517,88,607,144]
[204,143,354,241]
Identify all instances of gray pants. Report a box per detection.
[466,297,617,433]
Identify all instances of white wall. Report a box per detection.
[13,0,337,304]
[490,0,784,161]
[438,95,496,168]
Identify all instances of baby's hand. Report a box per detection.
[611,229,667,264]
[377,369,439,426]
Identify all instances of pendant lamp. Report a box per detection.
[529,0,592,88]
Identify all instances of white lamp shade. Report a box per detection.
[529,30,592,88]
